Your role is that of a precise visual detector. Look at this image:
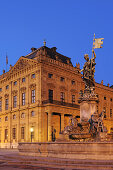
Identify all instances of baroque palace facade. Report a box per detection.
[0,45,113,148]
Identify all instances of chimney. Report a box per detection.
[10,64,13,70]
[51,47,57,53]
[3,70,5,74]
[31,47,37,52]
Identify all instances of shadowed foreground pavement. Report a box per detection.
[0,149,113,169]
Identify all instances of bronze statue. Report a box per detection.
[80,50,96,89]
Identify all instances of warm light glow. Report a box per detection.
[30,127,34,132]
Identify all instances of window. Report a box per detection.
[31,89,35,103]
[0,100,2,111]
[110,109,112,118]
[61,92,65,103]
[12,128,16,139]
[13,114,16,120]
[6,85,9,89]
[21,127,25,139]
[14,81,17,85]
[0,88,2,92]
[72,95,75,104]
[22,93,25,106]
[71,80,75,85]
[48,89,53,102]
[22,77,25,82]
[97,105,99,113]
[31,111,35,117]
[5,99,8,110]
[5,129,8,140]
[5,116,8,121]
[13,96,17,108]
[0,118,1,122]
[110,98,112,102]
[21,113,25,118]
[48,73,53,78]
[32,74,35,78]
[60,77,65,82]
[103,107,106,118]
[104,96,106,100]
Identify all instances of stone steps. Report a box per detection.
[3,154,113,169]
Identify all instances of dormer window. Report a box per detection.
[60,77,65,82]
[32,74,35,78]
[71,80,75,85]
[22,77,26,82]
[48,73,53,78]
[6,85,9,89]
[14,81,17,85]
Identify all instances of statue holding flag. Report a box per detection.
[80,34,104,90]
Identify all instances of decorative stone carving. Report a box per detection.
[12,90,18,96]
[20,87,26,92]
[29,83,36,89]
[4,94,9,98]
[47,83,55,89]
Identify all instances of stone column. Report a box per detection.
[48,111,52,142]
[61,113,64,132]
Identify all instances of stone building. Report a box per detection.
[0,45,113,148]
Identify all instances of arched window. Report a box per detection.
[5,116,8,121]
[13,114,16,120]
[31,111,35,117]
[21,113,25,118]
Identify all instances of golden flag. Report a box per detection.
[93,38,104,49]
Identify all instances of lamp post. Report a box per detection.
[30,127,34,142]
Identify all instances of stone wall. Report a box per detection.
[18,142,113,160]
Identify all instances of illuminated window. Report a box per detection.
[22,93,25,106]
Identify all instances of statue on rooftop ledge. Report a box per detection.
[80,34,104,90]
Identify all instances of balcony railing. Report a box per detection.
[42,99,80,108]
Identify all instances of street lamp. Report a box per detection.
[30,127,34,142]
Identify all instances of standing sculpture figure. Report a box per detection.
[80,50,96,89]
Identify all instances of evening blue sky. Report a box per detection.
[0,0,113,86]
